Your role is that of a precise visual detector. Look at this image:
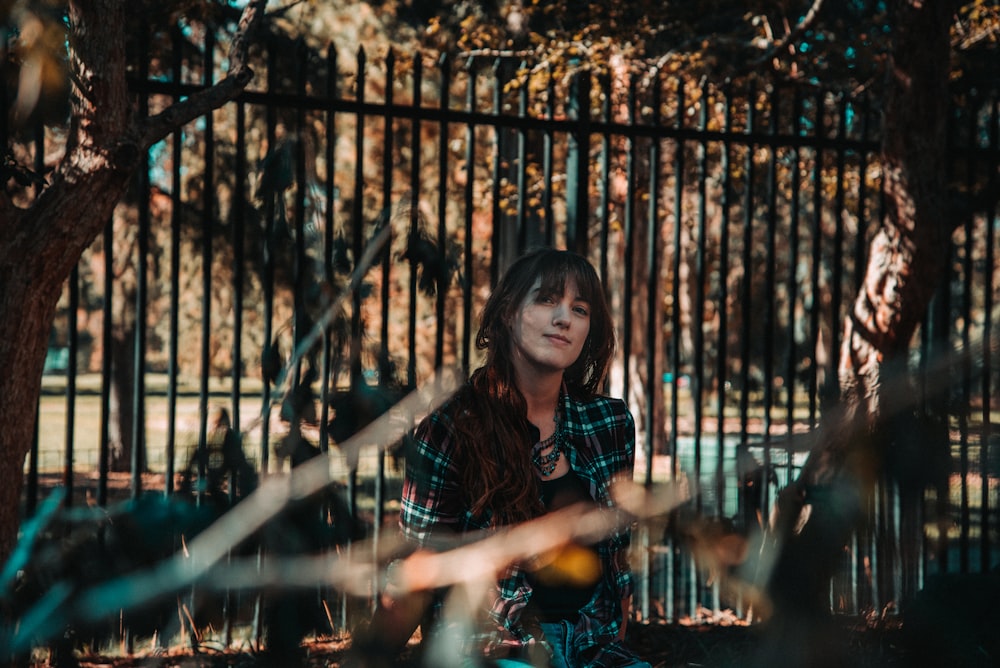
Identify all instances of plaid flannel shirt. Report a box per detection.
[400,389,638,667]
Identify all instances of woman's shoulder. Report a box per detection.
[567,392,628,411]
[565,393,633,427]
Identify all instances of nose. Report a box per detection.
[552,303,570,328]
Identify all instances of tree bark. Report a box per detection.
[0,0,266,567]
[760,0,959,650]
[839,0,955,426]
[0,0,134,565]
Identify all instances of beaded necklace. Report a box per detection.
[531,408,564,476]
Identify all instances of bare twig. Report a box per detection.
[138,0,269,149]
[750,0,827,69]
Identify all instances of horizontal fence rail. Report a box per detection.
[14,25,1000,651]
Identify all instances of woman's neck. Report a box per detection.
[517,372,563,430]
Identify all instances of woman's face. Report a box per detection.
[510,276,591,375]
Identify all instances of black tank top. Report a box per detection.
[528,468,602,621]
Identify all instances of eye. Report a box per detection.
[537,294,556,304]
[573,305,590,317]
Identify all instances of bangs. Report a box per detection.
[534,254,601,303]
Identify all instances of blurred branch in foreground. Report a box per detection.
[2,366,461,655]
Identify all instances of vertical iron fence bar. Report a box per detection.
[294,41,316,640]
[566,71,590,256]
[621,72,636,410]
[381,50,395,391]
[166,142,181,491]
[717,82,741,615]
[64,266,78,504]
[133,154,149,499]
[716,82,733,520]
[293,40,308,392]
[543,68,555,246]
[958,92,978,573]
[894,473,906,603]
[166,26,183,497]
[598,72,612,293]
[133,35,152,497]
[872,477,885,613]
[929,268,953,579]
[348,45,367,523]
[321,42,340,630]
[374,49,396,588]
[808,90,825,425]
[786,89,802,438]
[0,30,5,151]
[829,95,847,397]
[490,59,505,285]
[980,96,997,573]
[647,71,663,489]
[436,53,451,369]
[957,235,972,574]
[670,80,684,481]
[516,61,528,251]
[233,101,246,442]
[99,217,113,506]
[408,54,422,388]
[462,59,476,372]
[320,43,338,456]
[639,68,662,624]
[693,77,711,612]
[343,45,368,630]
[738,82,755,449]
[762,86,778,505]
[958,90,988,573]
[671,79,693,620]
[692,78,707,511]
[620,69,644,611]
[225,95,247,649]
[197,30,216,500]
[260,38,280,477]
[192,30,215,650]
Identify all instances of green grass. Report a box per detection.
[34,373,395,482]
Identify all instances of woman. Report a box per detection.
[357,248,649,668]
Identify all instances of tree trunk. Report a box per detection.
[839,0,955,426]
[0,178,135,560]
[758,2,958,658]
[0,0,264,568]
[0,0,135,568]
[0,274,64,564]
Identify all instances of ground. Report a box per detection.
[18,474,993,668]
[43,617,906,668]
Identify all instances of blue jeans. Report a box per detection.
[538,621,575,668]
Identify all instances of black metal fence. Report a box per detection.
[19,26,1000,645]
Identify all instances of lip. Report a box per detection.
[545,334,571,345]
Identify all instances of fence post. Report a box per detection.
[566,69,590,256]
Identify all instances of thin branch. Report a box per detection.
[750,0,827,69]
[137,0,268,149]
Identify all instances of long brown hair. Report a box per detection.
[451,248,616,525]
